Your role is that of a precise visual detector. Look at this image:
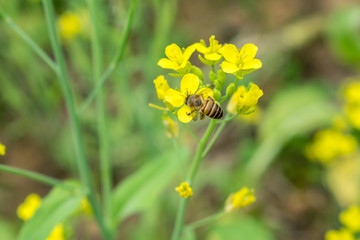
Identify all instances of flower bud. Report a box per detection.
[217,69,226,85]
[191,65,204,80]
[213,89,222,101]
[226,83,235,97]
[209,70,217,83]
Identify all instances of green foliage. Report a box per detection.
[326,5,360,68]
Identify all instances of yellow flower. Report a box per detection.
[227,83,263,115]
[225,187,256,212]
[57,11,81,40]
[325,229,354,240]
[17,193,42,221]
[343,81,360,105]
[79,198,93,216]
[162,116,179,138]
[46,224,65,240]
[0,142,5,155]
[340,205,360,232]
[305,129,357,165]
[175,182,193,198]
[165,73,213,123]
[194,35,223,65]
[220,43,262,79]
[344,104,360,130]
[154,75,170,101]
[158,44,195,72]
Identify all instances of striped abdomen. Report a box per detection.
[201,98,223,119]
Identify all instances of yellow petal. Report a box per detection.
[220,44,239,63]
[194,42,208,53]
[239,43,258,62]
[221,61,239,73]
[177,105,195,123]
[242,59,262,70]
[158,58,179,70]
[180,73,200,95]
[183,45,196,62]
[165,44,183,61]
[153,75,169,100]
[204,52,222,61]
[165,89,185,108]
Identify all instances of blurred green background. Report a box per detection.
[1,0,360,239]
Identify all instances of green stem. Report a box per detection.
[171,119,218,240]
[41,1,110,239]
[185,211,225,230]
[202,117,229,159]
[0,164,74,190]
[180,122,200,143]
[86,0,112,234]
[78,0,138,114]
[0,7,57,72]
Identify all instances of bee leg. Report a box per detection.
[200,112,205,120]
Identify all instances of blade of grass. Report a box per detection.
[78,0,138,114]
[41,0,111,238]
[0,7,57,72]
[0,164,75,191]
[86,0,113,236]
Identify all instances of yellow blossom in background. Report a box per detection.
[220,43,262,79]
[344,104,360,130]
[340,205,360,232]
[227,83,263,115]
[194,35,223,65]
[162,116,179,138]
[326,157,360,207]
[17,193,42,221]
[325,229,354,240]
[0,142,5,155]
[154,75,170,100]
[46,224,65,240]
[175,182,193,198]
[158,44,195,73]
[79,198,93,216]
[165,73,213,123]
[225,187,256,212]
[57,11,81,40]
[305,129,357,165]
[343,81,360,105]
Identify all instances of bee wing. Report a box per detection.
[196,87,213,99]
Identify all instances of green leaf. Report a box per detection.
[207,216,274,240]
[0,218,16,240]
[111,149,188,224]
[18,181,84,240]
[326,5,360,67]
[243,85,337,184]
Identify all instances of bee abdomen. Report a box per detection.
[202,99,223,119]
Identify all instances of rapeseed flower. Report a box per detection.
[46,224,65,240]
[325,229,354,240]
[225,187,256,212]
[340,205,360,232]
[305,128,357,165]
[158,44,195,74]
[343,81,360,105]
[17,193,42,221]
[220,43,262,79]
[227,83,263,115]
[175,182,193,198]
[165,73,213,123]
[0,142,5,155]
[57,11,81,40]
[154,75,170,101]
[194,35,223,65]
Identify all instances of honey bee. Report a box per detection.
[186,88,223,120]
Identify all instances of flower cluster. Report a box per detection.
[17,193,65,240]
[175,182,193,198]
[305,127,357,165]
[0,142,5,155]
[325,205,360,240]
[57,11,82,40]
[151,36,263,129]
[225,187,256,212]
